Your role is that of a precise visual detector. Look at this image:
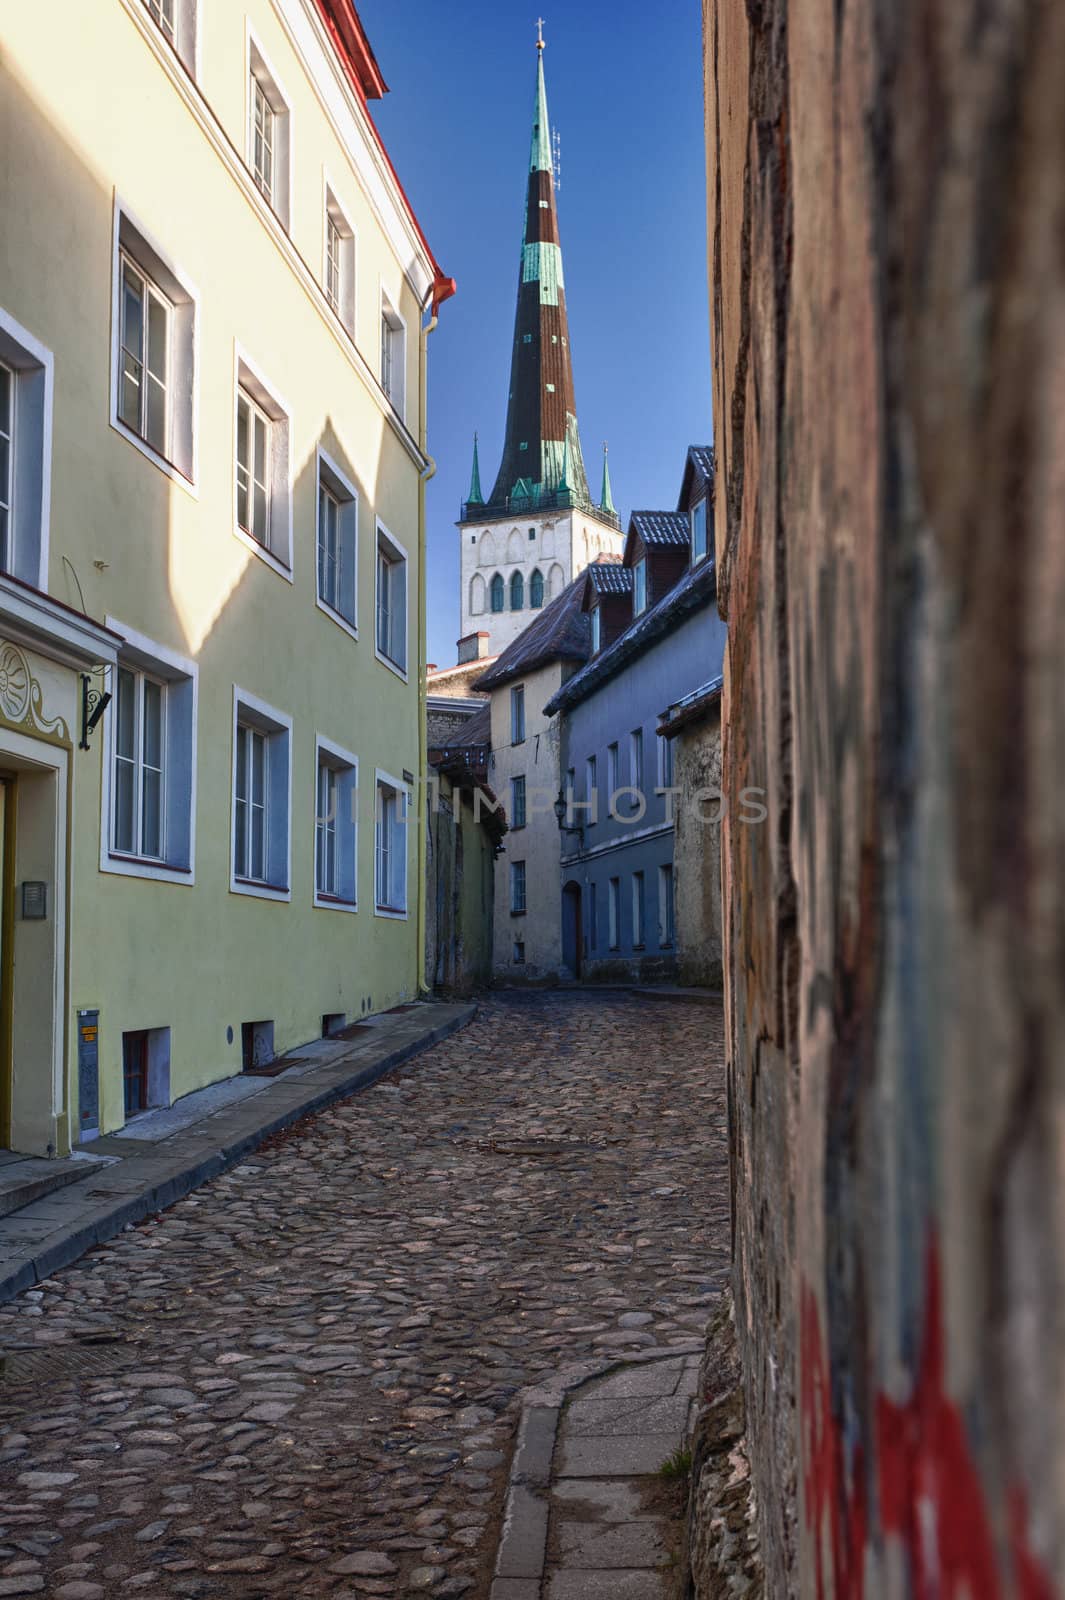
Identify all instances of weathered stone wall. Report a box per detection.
[673,710,723,988]
[699,0,1065,1594]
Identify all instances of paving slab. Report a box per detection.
[565,1394,692,1437]
[551,1478,660,1522]
[577,1359,686,1400]
[558,1434,683,1478]
[546,1571,669,1599]
[557,1518,670,1568]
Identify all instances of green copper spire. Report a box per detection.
[468,432,484,505]
[530,26,551,175]
[599,442,616,516]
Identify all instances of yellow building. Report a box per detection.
[0,0,453,1154]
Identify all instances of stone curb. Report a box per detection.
[0,1002,476,1306]
[489,1341,704,1599]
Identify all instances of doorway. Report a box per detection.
[562,880,582,979]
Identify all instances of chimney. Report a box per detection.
[456,631,492,665]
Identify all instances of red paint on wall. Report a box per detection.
[801,1241,1057,1598]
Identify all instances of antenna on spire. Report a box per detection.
[552,127,561,192]
[536,17,546,51]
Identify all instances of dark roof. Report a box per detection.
[629,510,691,548]
[473,575,591,691]
[544,558,717,717]
[678,445,715,513]
[585,561,633,597]
[451,701,491,746]
[657,675,723,737]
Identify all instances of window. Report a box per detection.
[315,738,358,909]
[585,755,597,820]
[608,876,620,950]
[111,207,196,486]
[236,388,269,546]
[657,733,674,789]
[316,449,358,633]
[513,939,526,964]
[375,773,409,915]
[607,742,620,800]
[142,0,196,71]
[375,524,408,673]
[510,860,527,914]
[231,689,292,900]
[0,362,12,573]
[324,188,356,336]
[510,570,525,611]
[113,668,165,861]
[490,573,505,613]
[528,527,536,540]
[659,863,675,947]
[123,1027,170,1119]
[103,622,197,884]
[590,604,601,654]
[530,568,545,608]
[587,883,598,952]
[510,685,526,744]
[511,774,527,829]
[630,728,644,791]
[248,38,291,228]
[691,496,709,564]
[632,871,646,948]
[633,557,647,615]
[380,294,406,418]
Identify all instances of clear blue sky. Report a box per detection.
[361,1,713,666]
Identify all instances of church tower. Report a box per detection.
[458,29,623,656]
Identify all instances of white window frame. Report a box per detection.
[374,520,408,678]
[374,768,411,919]
[0,306,51,589]
[586,754,597,818]
[323,176,357,338]
[657,733,674,789]
[380,289,407,420]
[632,870,646,948]
[110,200,199,492]
[608,876,621,950]
[590,603,601,654]
[232,345,292,580]
[607,741,620,799]
[314,735,358,913]
[510,860,527,915]
[510,774,527,830]
[100,620,198,886]
[630,727,644,791]
[633,557,647,615]
[139,0,198,74]
[315,447,358,638]
[691,496,709,565]
[510,684,526,745]
[230,686,292,902]
[246,27,293,231]
[0,360,11,576]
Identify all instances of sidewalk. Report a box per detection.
[492,1344,702,1599]
[0,998,474,1304]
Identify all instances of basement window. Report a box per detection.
[242,1020,274,1071]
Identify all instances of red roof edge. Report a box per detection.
[312,0,455,314]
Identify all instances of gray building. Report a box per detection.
[544,448,725,982]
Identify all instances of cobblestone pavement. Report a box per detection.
[0,992,728,1599]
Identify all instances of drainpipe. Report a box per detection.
[416,289,438,998]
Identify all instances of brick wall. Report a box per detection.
[698,0,1065,1592]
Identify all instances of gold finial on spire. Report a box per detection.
[536,17,546,51]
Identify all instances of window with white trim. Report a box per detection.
[510,774,527,829]
[510,860,527,915]
[632,870,645,948]
[608,876,621,950]
[316,452,357,630]
[657,733,674,789]
[103,624,197,882]
[324,190,355,336]
[232,693,291,896]
[248,40,291,228]
[380,294,405,417]
[111,209,196,484]
[633,557,647,615]
[315,741,357,908]
[607,741,619,798]
[691,496,709,564]
[375,525,407,671]
[375,775,408,914]
[0,362,12,574]
[590,602,601,654]
[510,684,525,745]
[142,0,197,72]
[630,727,644,791]
[234,355,291,571]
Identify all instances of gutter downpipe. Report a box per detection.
[416,288,438,999]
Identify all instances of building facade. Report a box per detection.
[545,449,725,983]
[456,37,622,658]
[0,0,450,1152]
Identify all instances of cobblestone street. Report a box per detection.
[0,992,728,1599]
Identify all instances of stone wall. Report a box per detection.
[673,708,723,988]
[698,0,1065,1594]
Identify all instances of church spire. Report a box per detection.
[467,432,484,505]
[486,33,594,513]
[600,442,616,516]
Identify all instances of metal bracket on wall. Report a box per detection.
[79,666,112,752]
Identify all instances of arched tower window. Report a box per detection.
[510,570,525,611]
[469,573,486,615]
[478,529,497,567]
[548,562,565,599]
[529,568,545,608]
[507,527,524,563]
[490,573,505,613]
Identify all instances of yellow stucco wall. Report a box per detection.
[0,1,437,1139]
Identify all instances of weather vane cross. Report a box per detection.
[536,17,546,50]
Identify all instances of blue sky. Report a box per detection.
[361,1,712,666]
